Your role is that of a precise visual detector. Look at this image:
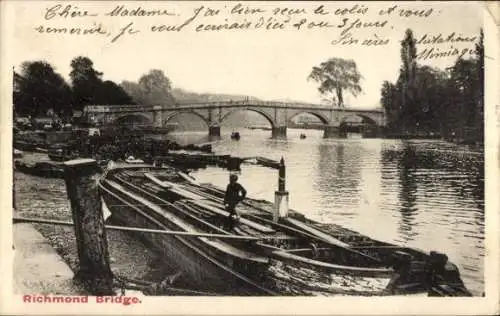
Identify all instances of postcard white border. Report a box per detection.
[1,1,498,315]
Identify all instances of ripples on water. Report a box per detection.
[171,129,484,296]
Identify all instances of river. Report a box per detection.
[166,128,485,296]
[13,127,485,296]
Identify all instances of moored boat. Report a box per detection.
[255,157,281,169]
[231,132,241,140]
[98,164,472,296]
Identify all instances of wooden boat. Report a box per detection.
[99,164,471,296]
[231,132,241,140]
[155,153,208,170]
[255,157,281,169]
[183,143,213,153]
[155,152,241,171]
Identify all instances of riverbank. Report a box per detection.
[13,222,87,295]
[13,170,185,294]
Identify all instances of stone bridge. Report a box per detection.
[84,100,386,138]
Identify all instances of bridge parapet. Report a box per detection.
[85,102,384,114]
[83,102,386,138]
[84,104,152,113]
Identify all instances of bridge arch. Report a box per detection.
[113,114,152,126]
[339,113,378,125]
[220,107,276,127]
[163,110,210,127]
[337,113,380,137]
[288,111,330,125]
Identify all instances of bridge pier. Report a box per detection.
[152,106,163,127]
[323,125,347,138]
[271,126,287,139]
[209,125,221,137]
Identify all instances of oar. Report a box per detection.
[12,217,261,241]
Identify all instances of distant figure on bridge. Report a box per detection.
[224,174,247,230]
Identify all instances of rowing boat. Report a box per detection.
[98,163,471,296]
[255,157,281,169]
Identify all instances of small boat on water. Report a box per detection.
[99,164,471,296]
[231,132,241,141]
[255,157,281,169]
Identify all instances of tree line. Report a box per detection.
[13,56,176,121]
[381,29,484,141]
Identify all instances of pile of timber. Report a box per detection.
[153,154,282,172]
[154,152,242,171]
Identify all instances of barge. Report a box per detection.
[98,163,472,296]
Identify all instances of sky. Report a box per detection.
[7,1,484,109]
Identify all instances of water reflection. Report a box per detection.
[174,130,483,295]
[395,143,419,241]
[314,143,362,220]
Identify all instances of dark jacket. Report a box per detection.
[224,182,247,205]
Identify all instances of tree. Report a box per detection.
[380,28,484,142]
[398,29,418,131]
[473,28,484,138]
[70,56,104,109]
[14,61,72,117]
[412,66,448,131]
[95,81,135,104]
[380,80,401,129]
[120,81,144,103]
[475,28,484,83]
[448,58,479,129]
[308,58,362,108]
[138,69,175,105]
[121,69,175,106]
[70,56,134,108]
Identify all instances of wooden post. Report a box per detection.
[274,157,289,222]
[63,158,114,295]
[278,157,286,191]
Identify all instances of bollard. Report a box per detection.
[278,157,286,191]
[64,158,115,295]
[274,157,289,223]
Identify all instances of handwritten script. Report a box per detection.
[33,3,478,59]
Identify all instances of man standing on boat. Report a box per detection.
[224,174,247,230]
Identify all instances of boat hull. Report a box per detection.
[98,165,472,297]
[100,180,276,295]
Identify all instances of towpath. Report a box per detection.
[13,223,87,295]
